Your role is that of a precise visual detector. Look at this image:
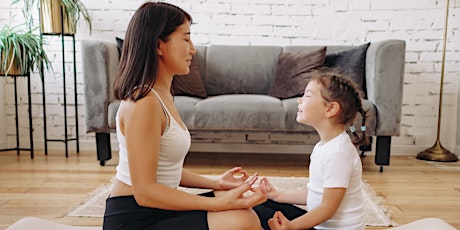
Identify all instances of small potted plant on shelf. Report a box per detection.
[13,0,92,35]
[0,24,50,76]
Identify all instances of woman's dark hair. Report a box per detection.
[311,67,369,146]
[113,2,192,101]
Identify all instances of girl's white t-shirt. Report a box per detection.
[307,131,365,230]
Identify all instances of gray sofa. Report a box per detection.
[82,39,406,171]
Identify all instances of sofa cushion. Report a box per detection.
[324,42,370,95]
[193,95,285,130]
[269,46,327,99]
[108,96,377,135]
[174,96,201,128]
[205,45,283,95]
[115,37,207,98]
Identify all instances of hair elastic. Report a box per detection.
[349,126,356,133]
[361,126,366,132]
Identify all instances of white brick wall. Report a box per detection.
[0,0,459,156]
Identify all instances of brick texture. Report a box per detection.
[0,0,459,155]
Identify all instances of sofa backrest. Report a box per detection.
[200,44,366,97]
[204,45,283,96]
[284,45,353,54]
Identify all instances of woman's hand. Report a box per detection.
[213,179,267,211]
[268,211,294,230]
[216,167,255,190]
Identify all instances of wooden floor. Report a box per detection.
[0,150,459,229]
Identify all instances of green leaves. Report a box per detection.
[11,0,92,33]
[61,0,92,32]
[0,24,50,76]
[4,0,92,76]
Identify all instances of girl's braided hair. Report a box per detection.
[311,67,370,146]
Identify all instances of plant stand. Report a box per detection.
[0,73,34,158]
[40,5,79,157]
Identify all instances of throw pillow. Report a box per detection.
[323,42,371,94]
[115,37,123,56]
[269,46,327,99]
[172,57,207,98]
[114,37,207,98]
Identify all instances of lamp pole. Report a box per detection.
[416,0,458,162]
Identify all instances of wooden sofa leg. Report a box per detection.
[96,133,112,166]
[375,136,391,172]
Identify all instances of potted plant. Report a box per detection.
[13,0,92,35]
[0,24,50,76]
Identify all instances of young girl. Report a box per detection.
[103,2,267,230]
[254,68,368,229]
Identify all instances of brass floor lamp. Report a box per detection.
[416,0,458,162]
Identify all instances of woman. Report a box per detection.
[103,2,267,230]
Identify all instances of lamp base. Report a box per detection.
[417,140,458,162]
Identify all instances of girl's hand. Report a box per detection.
[261,177,281,200]
[217,167,254,190]
[268,211,294,230]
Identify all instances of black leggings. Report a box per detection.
[104,193,309,230]
[253,200,308,230]
[103,192,214,230]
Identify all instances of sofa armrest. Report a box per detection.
[81,40,119,133]
[365,39,406,136]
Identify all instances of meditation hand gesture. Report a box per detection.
[216,167,255,190]
[214,179,268,211]
[260,177,281,200]
[268,211,294,230]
